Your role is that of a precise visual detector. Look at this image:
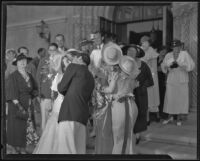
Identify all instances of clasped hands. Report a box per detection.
[169,61,179,69]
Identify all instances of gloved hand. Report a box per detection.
[170,61,179,68]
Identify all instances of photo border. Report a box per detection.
[1,0,199,160]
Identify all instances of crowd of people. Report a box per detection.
[5,31,195,154]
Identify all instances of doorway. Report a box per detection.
[112,5,173,49]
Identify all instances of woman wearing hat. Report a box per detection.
[126,44,154,144]
[140,35,160,122]
[33,52,72,154]
[6,53,39,154]
[99,42,139,154]
[5,49,17,123]
[161,39,195,126]
[79,39,94,55]
[5,49,17,80]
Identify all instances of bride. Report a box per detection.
[33,52,72,154]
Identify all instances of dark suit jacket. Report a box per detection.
[57,63,95,126]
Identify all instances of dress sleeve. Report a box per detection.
[161,53,173,73]
[57,64,76,95]
[177,51,195,72]
[141,47,159,63]
[6,73,19,101]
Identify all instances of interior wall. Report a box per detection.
[6,6,114,57]
[6,6,73,57]
[127,20,163,42]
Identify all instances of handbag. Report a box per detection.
[15,103,29,120]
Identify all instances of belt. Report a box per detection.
[118,95,133,154]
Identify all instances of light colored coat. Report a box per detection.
[161,50,195,114]
[141,47,160,111]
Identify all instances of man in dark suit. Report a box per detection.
[55,52,95,154]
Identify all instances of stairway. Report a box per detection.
[135,112,197,159]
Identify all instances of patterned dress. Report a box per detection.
[91,68,114,154]
[94,69,138,154]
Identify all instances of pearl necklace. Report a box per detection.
[18,70,31,87]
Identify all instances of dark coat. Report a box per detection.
[57,63,95,126]
[133,61,154,133]
[6,70,38,147]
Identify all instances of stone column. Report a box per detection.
[172,2,198,112]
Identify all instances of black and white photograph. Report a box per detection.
[1,1,199,160]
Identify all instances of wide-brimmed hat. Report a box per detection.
[102,42,122,65]
[66,48,82,57]
[171,39,183,48]
[12,53,32,66]
[6,48,16,55]
[124,44,145,58]
[119,56,138,76]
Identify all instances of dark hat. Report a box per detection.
[12,53,32,66]
[124,44,145,58]
[171,39,183,48]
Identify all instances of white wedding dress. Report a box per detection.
[33,73,64,154]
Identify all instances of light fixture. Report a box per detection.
[36,20,51,43]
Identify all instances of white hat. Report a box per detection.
[102,42,122,65]
[119,56,139,76]
[6,48,15,54]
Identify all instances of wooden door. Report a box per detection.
[163,6,173,48]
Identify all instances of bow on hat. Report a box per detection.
[171,39,183,48]
[12,53,32,66]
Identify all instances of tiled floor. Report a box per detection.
[6,111,197,158]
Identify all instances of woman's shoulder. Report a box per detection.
[10,70,19,77]
[179,50,190,57]
[7,70,19,82]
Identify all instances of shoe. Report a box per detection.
[176,121,182,126]
[162,117,173,125]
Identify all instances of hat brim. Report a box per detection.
[102,42,122,65]
[12,57,32,66]
[124,44,145,58]
[119,56,139,77]
[171,44,182,48]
